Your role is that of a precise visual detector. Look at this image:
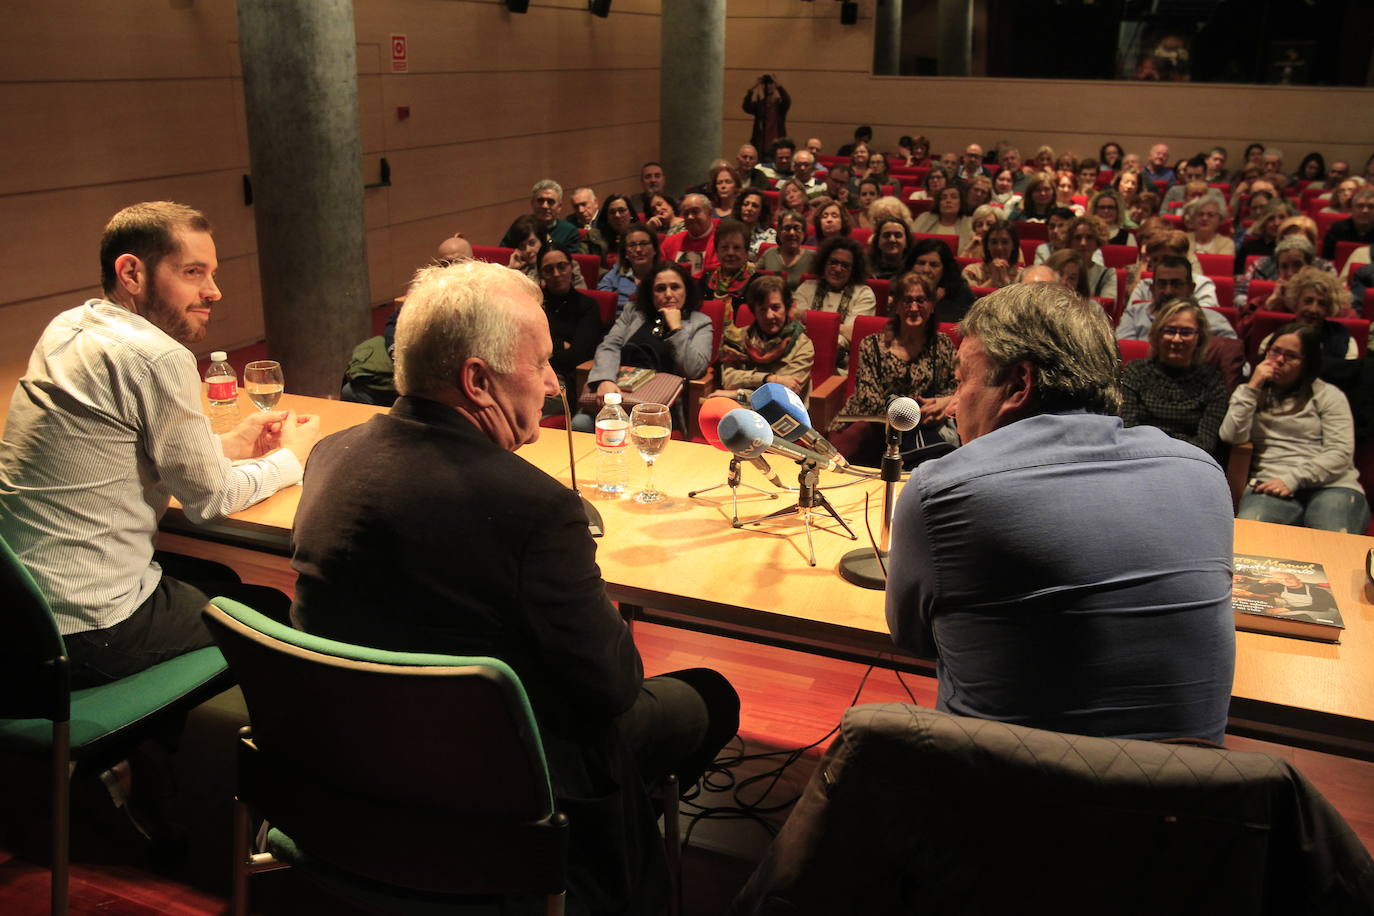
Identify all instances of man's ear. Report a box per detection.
[113,253,146,298]
[997,360,1035,422]
[457,357,497,408]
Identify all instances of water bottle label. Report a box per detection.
[207,379,237,401]
[596,421,628,448]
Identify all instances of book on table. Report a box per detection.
[615,366,656,392]
[1232,554,1344,644]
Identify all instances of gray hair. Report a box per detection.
[1181,194,1225,223]
[961,282,1120,415]
[394,259,540,395]
[1274,235,1315,259]
[531,179,563,200]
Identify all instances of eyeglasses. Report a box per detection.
[625,240,654,249]
[1268,347,1303,363]
[540,261,571,273]
[1160,326,1198,339]
[899,295,931,305]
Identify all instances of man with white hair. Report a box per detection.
[659,193,719,275]
[498,178,581,254]
[291,259,740,915]
[736,143,770,189]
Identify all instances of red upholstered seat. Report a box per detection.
[866,278,891,316]
[584,289,619,328]
[471,244,516,265]
[1019,239,1040,266]
[850,227,873,246]
[1196,253,1234,277]
[573,253,601,288]
[845,315,891,401]
[1334,241,1362,273]
[1101,244,1138,269]
[1118,339,1150,362]
[1017,221,1048,241]
[803,310,841,389]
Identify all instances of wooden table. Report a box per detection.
[166,394,1374,759]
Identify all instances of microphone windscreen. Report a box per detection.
[717,409,774,459]
[750,383,813,441]
[698,396,745,449]
[888,396,922,432]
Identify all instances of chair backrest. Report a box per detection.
[1244,310,1295,365]
[735,303,755,327]
[1333,316,1371,354]
[1246,280,1276,308]
[584,289,619,328]
[203,598,553,819]
[937,322,962,350]
[803,310,841,388]
[1210,276,1235,309]
[1118,339,1150,362]
[906,198,935,217]
[913,233,958,257]
[1100,244,1138,269]
[866,278,892,316]
[846,315,891,400]
[1213,306,1241,335]
[1196,253,1233,277]
[850,227,873,246]
[1018,239,1040,266]
[1315,211,1344,242]
[470,245,516,265]
[0,534,68,722]
[572,253,601,288]
[1334,241,1362,273]
[700,299,726,359]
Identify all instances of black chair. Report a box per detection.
[202,597,571,916]
[0,534,232,916]
[735,703,1374,914]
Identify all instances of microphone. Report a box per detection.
[838,396,922,589]
[698,397,784,487]
[718,409,874,476]
[887,396,921,433]
[750,383,847,464]
[560,383,603,537]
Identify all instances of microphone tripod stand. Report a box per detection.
[744,459,856,566]
[838,424,904,589]
[688,456,778,528]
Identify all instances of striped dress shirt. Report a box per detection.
[0,300,302,635]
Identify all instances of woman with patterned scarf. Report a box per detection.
[718,275,815,400]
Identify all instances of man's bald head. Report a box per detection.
[436,233,473,264]
[1022,265,1060,284]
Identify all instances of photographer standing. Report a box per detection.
[743,73,790,157]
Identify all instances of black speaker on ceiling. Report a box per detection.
[505,0,529,12]
[839,2,858,25]
[588,0,611,17]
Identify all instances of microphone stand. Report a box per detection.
[560,384,604,538]
[838,421,904,589]
[688,456,778,528]
[744,458,856,567]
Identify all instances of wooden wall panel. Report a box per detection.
[3,0,661,382]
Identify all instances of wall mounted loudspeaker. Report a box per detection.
[840,2,858,25]
[505,0,529,12]
[588,0,611,17]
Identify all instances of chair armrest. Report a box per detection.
[574,360,593,401]
[1224,441,1252,513]
[686,368,715,441]
[808,375,848,435]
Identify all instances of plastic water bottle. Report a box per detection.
[595,393,630,495]
[205,350,240,434]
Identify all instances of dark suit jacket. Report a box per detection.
[290,397,664,914]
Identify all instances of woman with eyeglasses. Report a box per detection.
[1087,189,1136,246]
[1119,299,1226,457]
[1221,321,1368,533]
[596,223,659,315]
[1256,267,1359,390]
[757,209,815,288]
[827,271,957,465]
[791,235,875,365]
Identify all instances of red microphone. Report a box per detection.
[698,397,784,487]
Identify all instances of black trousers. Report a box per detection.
[65,551,291,689]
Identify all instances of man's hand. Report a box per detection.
[1252,477,1293,498]
[276,411,322,466]
[220,411,290,461]
[767,374,804,394]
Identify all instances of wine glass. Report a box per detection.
[630,403,671,504]
[244,360,285,411]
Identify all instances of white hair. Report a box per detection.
[394,259,539,395]
[531,179,563,200]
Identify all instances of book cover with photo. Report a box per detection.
[1232,554,1344,644]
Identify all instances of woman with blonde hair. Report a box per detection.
[1257,267,1358,389]
[1088,188,1136,246]
[1119,298,1227,456]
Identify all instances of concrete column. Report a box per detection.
[236,0,369,397]
[873,0,904,76]
[660,0,725,196]
[936,0,973,77]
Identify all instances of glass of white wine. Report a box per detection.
[630,402,671,504]
[244,360,285,411]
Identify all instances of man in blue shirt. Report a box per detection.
[1142,142,1177,188]
[885,283,1236,745]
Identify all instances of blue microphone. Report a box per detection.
[718,408,862,474]
[750,383,846,464]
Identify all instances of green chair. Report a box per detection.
[0,534,232,916]
[202,597,570,916]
